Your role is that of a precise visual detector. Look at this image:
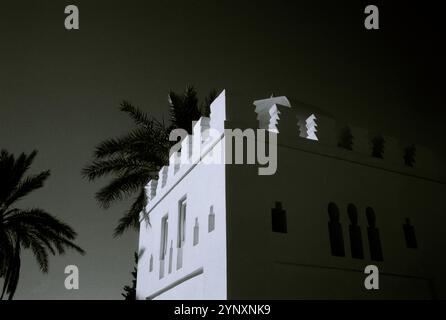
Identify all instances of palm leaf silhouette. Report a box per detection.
[82,86,216,236]
[0,150,85,300]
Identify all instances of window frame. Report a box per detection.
[177,197,187,248]
[160,214,169,260]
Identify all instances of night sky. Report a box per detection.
[0,0,444,299]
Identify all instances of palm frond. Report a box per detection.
[83,88,215,237]
[1,150,84,300]
[4,170,50,209]
[120,101,159,128]
[114,187,146,237]
[29,240,49,272]
[95,170,151,209]
[0,150,37,204]
[169,86,201,133]
[201,89,218,117]
[82,157,144,181]
[4,209,85,255]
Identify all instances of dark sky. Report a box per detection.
[0,0,444,299]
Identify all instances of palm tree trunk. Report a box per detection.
[0,261,11,300]
[0,237,20,300]
[7,238,21,300]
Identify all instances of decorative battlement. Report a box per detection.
[142,91,227,209]
[143,90,441,213]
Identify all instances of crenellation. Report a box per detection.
[138,90,445,301]
[180,135,193,164]
[414,145,437,173]
[370,134,385,159]
[144,91,441,208]
[312,113,337,146]
[158,166,169,190]
[350,125,370,156]
[192,117,210,161]
[382,136,403,164]
[168,151,181,177]
[253,96,291,133]
[275,104,300,139]
[146,179,158,201]
[305,114,318,141]
[259,104,280,133]
[294,109,314,139]
[336,124,354,150]
[209,90,226,134]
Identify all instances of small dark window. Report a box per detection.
[193,218,199,246]
[366,207,383,261]
[160,215,169,260]
[328,202,345,257]
[168,241,173,274]
[208,206,215,232]
[178,198,187,248]
[403,218,418,249]
[177,198,186,270]
[159,215,168,279]
[272,202,287,233]
[347,204,364,259]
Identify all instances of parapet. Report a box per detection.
[142,90,442,214]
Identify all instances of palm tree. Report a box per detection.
[168,87,217,133]
[121,251,139,300]
[82,86,217,236]
[0,150,85,300]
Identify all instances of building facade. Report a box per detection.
[136,90,446,299]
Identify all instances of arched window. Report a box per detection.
[328,202,345,257]
[272,202,287,233]
[366,207,383,261]
[347,204,364,259]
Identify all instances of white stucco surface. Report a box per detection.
[137,90,446,300]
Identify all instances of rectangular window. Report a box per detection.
[160,215,169,260]
[208,206,215,232]
[193,217,199,246]
[177,198,187,248]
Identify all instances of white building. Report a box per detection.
[136,90,446,299]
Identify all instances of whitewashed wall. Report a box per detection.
[136,92,227,300]
[137,91,445,299]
